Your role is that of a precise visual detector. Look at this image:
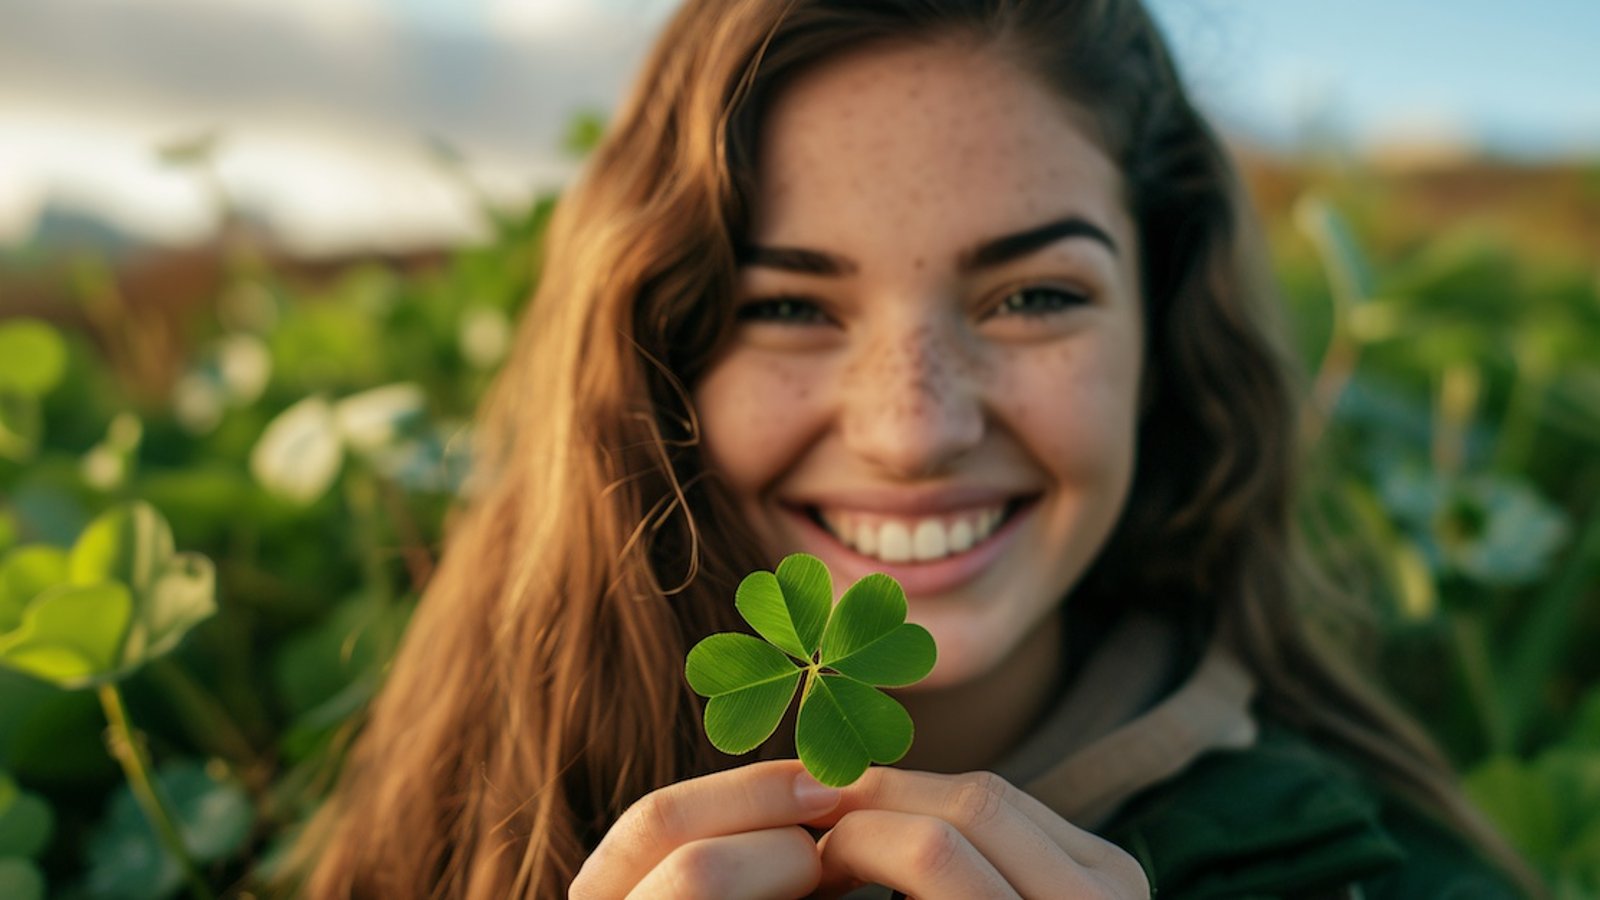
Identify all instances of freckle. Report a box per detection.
[913,257,925,271]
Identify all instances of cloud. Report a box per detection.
[0,0,668,251]
[485,0,679,38]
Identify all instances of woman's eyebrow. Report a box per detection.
[736,245,858,276]
[961,216,1120,271]
[736,215,1117,277]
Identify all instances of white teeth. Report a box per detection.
[835,516,855,546]
[813,503,1014,564]
[878,522,912,562]
[948,519,974,553]
[856,519,878,555]
[912,519,947,561]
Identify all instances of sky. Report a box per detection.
[0,0,1595,255]
[1148,0,1600,155]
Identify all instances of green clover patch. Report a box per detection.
[685,553,936,787]
[0,501,216,690]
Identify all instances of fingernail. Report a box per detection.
[793,771,841,811]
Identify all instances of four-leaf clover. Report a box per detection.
[685,553,936,787]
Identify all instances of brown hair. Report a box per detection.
[291,1,1535,896]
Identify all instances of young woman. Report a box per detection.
[293,1,1538,897]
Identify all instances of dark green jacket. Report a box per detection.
[1099,723,1528,899]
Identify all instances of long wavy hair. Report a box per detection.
[291,0,1534,895]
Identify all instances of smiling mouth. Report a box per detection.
[799,495,1039,564]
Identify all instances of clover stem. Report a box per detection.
[97,683,215,900]
[800,664,817,700]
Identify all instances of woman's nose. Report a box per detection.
[840,321,985,479]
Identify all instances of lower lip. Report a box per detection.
[787,500,1036,598]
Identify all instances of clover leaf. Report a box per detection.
[0,502,216,690]
[686,554,936,787]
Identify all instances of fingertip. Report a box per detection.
[793,770,843,813]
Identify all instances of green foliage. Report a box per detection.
[1465,742,1600,897]
[80,760,250,900]
[562,110,608,158]
[0,770,54,900]
[1289,193,1600,894]
[0,144,1592,894]
[687,554,936,786]
[0,319,68,462]
[0,503,215,690]
[0,321,67,397]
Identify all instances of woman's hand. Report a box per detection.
[569,759,841,899]
[804,768,1151,900]
[570,761,1149,899]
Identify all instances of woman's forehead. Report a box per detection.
[748,39,1134,266]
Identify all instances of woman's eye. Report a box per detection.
[992,286,1089,318]
[735,297,829,324]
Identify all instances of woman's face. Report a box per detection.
[693,39,1145,689]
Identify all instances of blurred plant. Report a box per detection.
[0,770,53,900]
[0,129,1593,896]
[1293,193,1600,894]
[0,320,68,463]
[1465,690,1600,900]
[0,500,219,900]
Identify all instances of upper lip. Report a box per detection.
[783,485,1040,517]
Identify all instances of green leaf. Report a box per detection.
[734,553,830,660]
[819,573,936,686]
[1294,195,1376,307]
[0,782,53,858]
[795,674,914,787]
[828,623,936,687]
[0,858,43,900]
[0,546,70,633]
[1465,755,1562,863]
[46,503,217,675]
[0,583,134,689]
[68,502,175,596]
[686,633,802,755]
[132,552,216,664]
[0,320,67,397]
[687,558,935,785]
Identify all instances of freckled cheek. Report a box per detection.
[693,357,826,492]
[993,352,1140,477]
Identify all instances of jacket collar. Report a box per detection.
[995,612,1258,829]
